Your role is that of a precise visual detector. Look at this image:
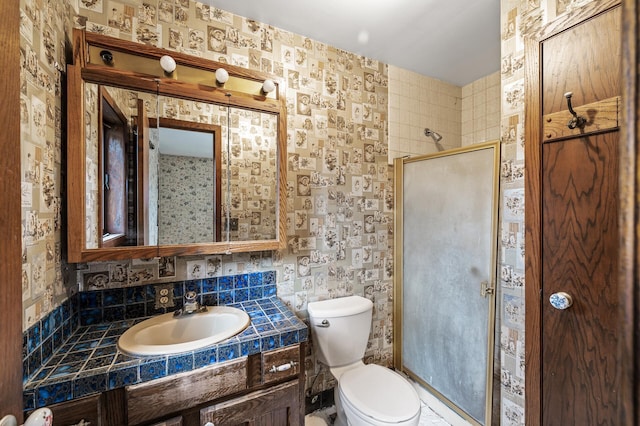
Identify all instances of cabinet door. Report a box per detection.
[44,394,101,426]
[149,416,183,426]
[201,381,299,426]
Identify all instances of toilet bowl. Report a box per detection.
[338,364,421,426]
[308,296,421,426]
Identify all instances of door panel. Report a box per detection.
[541,7,621,115]
[525,2,622,424]
[541,132,619,424]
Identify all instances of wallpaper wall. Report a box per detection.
[498,0,596,424]
[158,154,214,244]
[18,0,600,417]
[71,1,394,396]
[20,0,72,330]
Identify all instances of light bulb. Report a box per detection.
[159,55,176,73]
[262,79,276,94]
[215,68,229,84]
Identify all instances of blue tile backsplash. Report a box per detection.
[22,271,306,412]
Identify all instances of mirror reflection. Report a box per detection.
[84,82,279,249]
[155,118,222,245]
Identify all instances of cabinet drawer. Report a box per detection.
[126,357,247,425]
[262,345,301,385]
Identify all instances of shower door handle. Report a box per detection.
[480,281,494,298]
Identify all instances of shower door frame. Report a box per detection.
[393,140,500,426]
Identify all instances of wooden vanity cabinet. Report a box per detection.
[39,344,305,426]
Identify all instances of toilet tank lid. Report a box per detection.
[308,296,373,318]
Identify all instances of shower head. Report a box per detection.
[424,128,443,143]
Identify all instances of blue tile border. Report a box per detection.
[23,296,307,412]
[23,271,279,385]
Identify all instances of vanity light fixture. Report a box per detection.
[262,78,276,94]
[159,55,177,74]
[215,67,229,85]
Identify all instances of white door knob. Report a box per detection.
[549,292,573,310]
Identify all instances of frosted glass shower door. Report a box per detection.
[394,141,499,425]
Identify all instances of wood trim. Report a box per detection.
[528,0,621,40]
[619,1,639,424]
[0,0,23,418]
[524,2,622,425]
[542,96,620,142]
[126,357,248,425]
[69,28,289,261]
[67,63,87,262]
[149,117,223,243]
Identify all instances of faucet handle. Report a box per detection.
[184,290,199,313]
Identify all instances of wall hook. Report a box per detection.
[564,92,587,129]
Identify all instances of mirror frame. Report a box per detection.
[67,29,287,262]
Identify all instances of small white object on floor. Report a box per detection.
[305,414,328,426]
[305,406,336,426]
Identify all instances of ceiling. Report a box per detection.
[207,0,501,87]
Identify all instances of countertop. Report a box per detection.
[23,296,308,410]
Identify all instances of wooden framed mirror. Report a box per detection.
[67,29,287,262]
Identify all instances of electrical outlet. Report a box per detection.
[154,284,175,309]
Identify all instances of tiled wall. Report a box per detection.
[462,71,501,146]
[387,65,462,161]
[22,270,278,384]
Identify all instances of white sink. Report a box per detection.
[117,306,251,356]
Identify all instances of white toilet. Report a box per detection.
[308,296,421,426]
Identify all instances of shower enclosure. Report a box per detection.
[393,141,500,425]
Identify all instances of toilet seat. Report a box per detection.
[338,364,421,424]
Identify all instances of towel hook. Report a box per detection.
[564,92,586,129]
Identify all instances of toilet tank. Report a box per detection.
[308,295,373,367]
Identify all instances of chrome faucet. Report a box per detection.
[174,290,207,317]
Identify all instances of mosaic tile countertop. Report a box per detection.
[23,297,308,411]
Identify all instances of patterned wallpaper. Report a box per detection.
[70,0,394,395]
[20,0,72,330]
[498,0,596,424]
[18,0,601,414]
[158,154,215,244]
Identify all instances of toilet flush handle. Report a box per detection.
[316,319,330,328]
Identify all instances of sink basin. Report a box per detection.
[118,306,250,356]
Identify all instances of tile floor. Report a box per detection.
[418,403,453,425]
[304,401,453,425]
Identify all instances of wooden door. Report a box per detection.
[619,1,640,424]
[525,1,622,424]
[0,0,23,419]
